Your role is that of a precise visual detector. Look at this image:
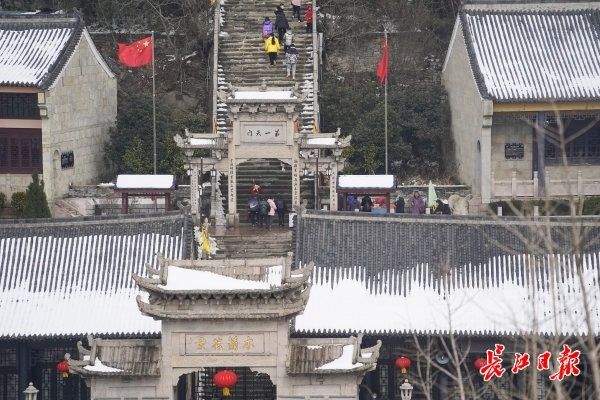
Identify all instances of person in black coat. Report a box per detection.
[394,196,405,213]
[361,195,373,212]
[274,8,289,43]
[435,199,452,215]
[275,197,288,226]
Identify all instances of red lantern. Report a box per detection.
[473,357,486,371]
[56,360,70,379]
[213,370,238,396]
[395,357,411,374]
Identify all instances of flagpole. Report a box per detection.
[384,30,388,175]
[152,31,157,175]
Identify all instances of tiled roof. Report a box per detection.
[0,213,191,338]
[287,335,380,374]
[0,13,83,88]
[69,338,161,377]
[460,6,600,102]
[293,212,600,336]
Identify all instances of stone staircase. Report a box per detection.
[212,228,293,259]
[216,0,316,136]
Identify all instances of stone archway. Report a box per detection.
[175,367,276,400]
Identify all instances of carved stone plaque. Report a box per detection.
[185,333,265,355]
[241,122,286,144]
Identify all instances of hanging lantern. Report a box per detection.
[56,360,70,379]
[213,370,238,396]
[473,357,486,371]
[395,357,412,374]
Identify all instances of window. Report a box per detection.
[0,93,40,119]
[0,129,42,173]
[544,118,600,165]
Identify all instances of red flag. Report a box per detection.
[118,36,153,67]
[376,35,389,85]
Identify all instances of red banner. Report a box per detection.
[118,36,153,67]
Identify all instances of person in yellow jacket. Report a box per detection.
[264,33,281,66]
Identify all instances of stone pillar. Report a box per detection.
[190,164,199,218]
[329,162,338,211]
[292,155,301,209]
[481,100,493,204]
[227,157,238,227]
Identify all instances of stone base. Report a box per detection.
[226,213,239,228]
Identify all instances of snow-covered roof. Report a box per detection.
[0,214,188,338]
[316,345,363,370]
[295,255,600,336]
[287,336,380,374]
[0,14,83,88]
[232,90,295,100]
[115,174,176,190]
[158,265,282,291]
[337,175,396,190]
[69,337,161,376]
[461,6,600,102]
[306,137,336,146]
[84,358,123,373]
[294,211,600,336]
[189,138,215,146]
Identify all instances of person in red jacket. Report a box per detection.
[305,4,313,33]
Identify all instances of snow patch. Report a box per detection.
[338,175,395,189]
[317,345,363,370]
[116,175,175,190]
[158,265,283,291]
[84,358,123,373]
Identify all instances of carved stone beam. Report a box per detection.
[266,104,278,113]
[284,104,296,119]
[246,104,260,113]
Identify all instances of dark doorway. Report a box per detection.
[176,367,276,400]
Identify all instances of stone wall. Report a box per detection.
[42,30,117,201]
[0,173,31,201]
[442,22,487,195]
[491,119,533,180]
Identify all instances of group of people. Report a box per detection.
[344,191,452,215]
[262,1,314,78]
[248,182,288,229]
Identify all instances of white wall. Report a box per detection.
[442,19,488,196]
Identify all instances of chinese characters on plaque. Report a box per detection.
[185,334,264,355]
[478,343,581,382]
[240,124,286,144]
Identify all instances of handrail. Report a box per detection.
[211,0,221,125]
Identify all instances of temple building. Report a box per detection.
[1,210,599,399]
[443,1,600,204]
[0,12,117,201]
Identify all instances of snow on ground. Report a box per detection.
[233,91,295,100]
[158,265,283,291]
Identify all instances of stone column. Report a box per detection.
[227,156,238,227]
[190,164,199,218]
[292,155,301,209]
[329,162,338,211]
[481,100,493,204]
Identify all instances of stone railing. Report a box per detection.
[492,170,600,198]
